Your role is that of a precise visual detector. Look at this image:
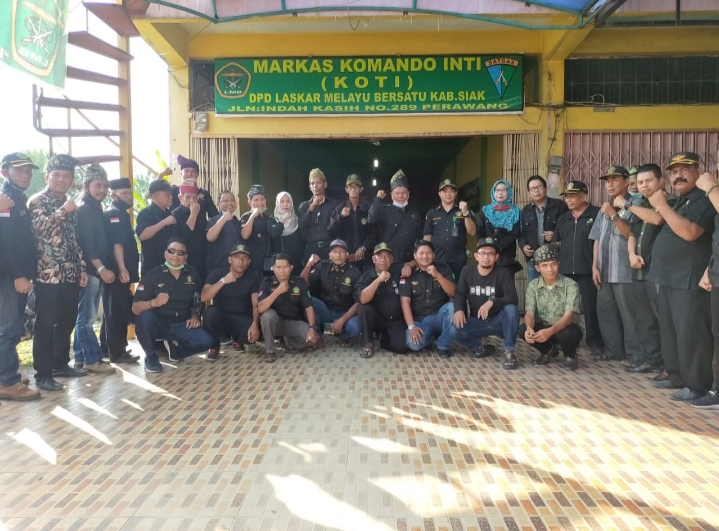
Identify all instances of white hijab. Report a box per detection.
[274,191,299,236]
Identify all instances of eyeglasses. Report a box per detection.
[494,188,508,193]
[529,186,545,192]
[166,248,187,256]
[477,251,496,257]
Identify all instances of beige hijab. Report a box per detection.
[274,191,299,236]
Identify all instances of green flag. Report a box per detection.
[0,0,69,88]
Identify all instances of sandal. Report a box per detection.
[360,347,374,359]
[503,351,518,371]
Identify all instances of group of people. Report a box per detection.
[1,148,718,411]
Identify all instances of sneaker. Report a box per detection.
[84,361,116,374]
[473,344,496,359]
[564,357,578,371]
[438,349,452,359]
[206,349,218,362]
[144,356,163,373]
[689,390,719,409]
[233,342,245,352]
[52,367,87,378]
[220,336,233,346]
[73,361,84,369]
[165,341,182,362]
[0,382,41,401]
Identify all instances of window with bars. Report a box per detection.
[565,56,719,105]
[189,61,215,112]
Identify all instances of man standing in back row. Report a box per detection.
[299,168,339,264]
[369,170,422,278]
[423,179,476,281]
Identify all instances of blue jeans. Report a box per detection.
[527,264,541,284]
[0,279,27,387]
[311,297,360,342]
[453,304,519,352]
[73,275,104,364]
[406,302,456,351]
[135,310,213,361]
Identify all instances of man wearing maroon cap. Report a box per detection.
[172,180,207,282]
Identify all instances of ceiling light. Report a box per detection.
[374,159,379,168]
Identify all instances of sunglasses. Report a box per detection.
[166,248,187,256]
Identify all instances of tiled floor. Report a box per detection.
[2,337,719,531]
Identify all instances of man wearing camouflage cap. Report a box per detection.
[73,163,115,374]
[368,169,422,278]
[29,154,88,391]
[298,168,339,264]
[329,174,376,271]
[519,244,584,371]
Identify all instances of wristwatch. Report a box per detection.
[623,199,633,209]
[407,324,415,330]
[309,324,319,332]
[462,210,470,217]
[610,213,619,222]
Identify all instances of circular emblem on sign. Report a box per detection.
[292,287,299,294]
[215,61,252,99]
[361,218,367,225]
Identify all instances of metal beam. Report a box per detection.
[593,0,629,26]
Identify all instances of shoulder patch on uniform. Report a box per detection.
[110,217,120,223]
[137,284,144,290]
[0,210,10,217]
[399,278,406,284]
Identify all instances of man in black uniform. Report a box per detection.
[368,170,422,278]
[239,184,283,274]
[136,179,177,275]
[399,240,456,358]
[614,164,669,373]
[201,244,261,361]
[159,154,219,226]
[647,152,715,402]
[206,191,242,275]
[102,178,140,364]
[329,174,375,271]
[171,180,207,282]
[301,239,361,346]
[0,153,41,401]
[518,175,568,283]
[298,168,339,264]
[423,179,476,280]
[354,242,408,358]
[453,237,519,368]
[132,238,212,373]
[554,181,603,357]
[258,254,320,363]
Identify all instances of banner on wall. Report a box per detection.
[214,54,523,116]
[0,0,69,88]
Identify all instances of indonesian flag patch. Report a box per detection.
[399,278,406,284]
[110,217,120,223]
[137,284,144,291]
[0,210,10,218]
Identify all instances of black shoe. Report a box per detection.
[651,378,683,390]
[502,351,518,370]
[233,342,245,352]
[627,362,662,374]
[534,345,558,366]
[206,348,218,362]
[591,352,612,361]
[111,353,140,364]
[668,387,705,402]
[689,390,719,409]
[438,349,452,359]
[590,345,605,358]
[35,377,64,391]
[264,351,277,363]
[473,344,495,359]
[564,357,578,371]
[52,367,87,378]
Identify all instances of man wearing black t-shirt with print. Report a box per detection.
[647,152,715,402]
[201,244,261,361]
[453,237,519,370]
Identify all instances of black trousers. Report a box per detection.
[657,285,713,393]
[711,288,719,392]
[33,282,80,378]
[567,273,603,349]
[202,305,254,349]
[102,280,134,361]
[629,281,662,366]
[518,322,583,359]
[357,304,407,354]
[303,241,331,264]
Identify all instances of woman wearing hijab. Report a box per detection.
[476,179,522,277]
[271,191,304,273]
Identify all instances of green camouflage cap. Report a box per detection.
[84,163,108,183]
[534,244,559,264]
[390,169,409,190]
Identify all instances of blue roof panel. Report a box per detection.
[525,0,603,14]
